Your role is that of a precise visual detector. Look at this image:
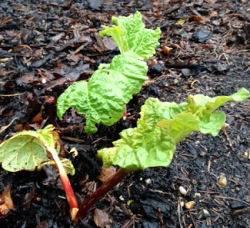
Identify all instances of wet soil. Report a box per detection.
[0,0,249,227]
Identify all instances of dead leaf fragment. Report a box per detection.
[161,46,173,55]
[189,15,207,24]
[0,117,17,134]
[94,208,111,228]
[23,187,36,209]
[0,16,13,27]
[98,167,117,183]
[0,186,14,217]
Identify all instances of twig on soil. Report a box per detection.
[222,127,234,150]
[207,159,211,173]
[232,207,250,216]
[0,93,24,97]
[72,43,88,55]
[92,137,108,144]
[210,208,223,220]
[0,117,17,135]
[214,195,250,206]
[127,181,134,198]
[61,136,86,143]
[148,188,171,196]
[177,201,183,228]
[188,211,197,228]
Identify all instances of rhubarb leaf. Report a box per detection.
[57,52,147,133]
[56,80,89,122]
[57,12,161,134]
[187,88,250,135]
[100,11,161,59]
[0,125,59,172]
[98,88,249,170]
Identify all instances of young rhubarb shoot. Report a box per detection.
[77,88,249,219]
[57,12,161,134]
[98,88,249,169]
[48,147,78,220]
[0,125,79,220]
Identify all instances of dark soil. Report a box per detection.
[0,0,249,227]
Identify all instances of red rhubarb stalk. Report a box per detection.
[76,169,128,220]
[48,147,79,221]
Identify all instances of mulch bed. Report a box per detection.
[0,0,249,227]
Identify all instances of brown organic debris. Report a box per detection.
[0,185,14,217]
[94,208,112,228]
[98,167,117,183]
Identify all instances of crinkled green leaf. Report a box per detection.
[187,88,250,135]
[57,52,147,133]
[230,88,250,101]
[97,98,190,170]
[57,12,161,134]
[100,11,161,59]
[198,111,226,136]
[0,125,58,172]
[56,81,89,123]
[98,88,249,170]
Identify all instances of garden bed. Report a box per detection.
[0,0,249,227]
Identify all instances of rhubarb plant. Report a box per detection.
[0,125,79,220]
[98,88,249,170]
[76,88,249,219]
[57,12,161,133]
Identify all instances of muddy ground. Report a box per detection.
[0,0,249,227]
